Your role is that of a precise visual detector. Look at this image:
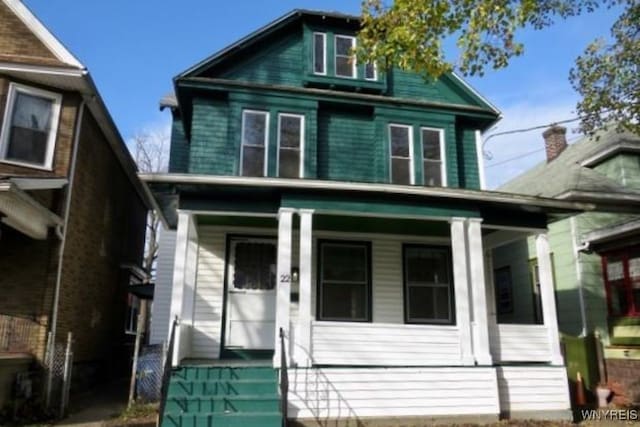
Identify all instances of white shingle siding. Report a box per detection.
[149,227,176,345]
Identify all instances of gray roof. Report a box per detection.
[499,127,640,198]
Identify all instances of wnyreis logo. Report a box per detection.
[581,409,639,421]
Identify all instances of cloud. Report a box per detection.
[483,98,582,189]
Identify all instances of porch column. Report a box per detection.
[295,209,314,367]
[536,233,564,365]
[168,211,191,366]
[449,218,474,365]
[274,208,295,367]
[467,218,493,366]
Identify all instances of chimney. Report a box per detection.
[543,125,567,162]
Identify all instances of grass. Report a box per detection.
[118,402,158,421]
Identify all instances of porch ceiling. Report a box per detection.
[0,181,62,239]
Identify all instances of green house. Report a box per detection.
[142,10,591,426]
[499,125,640,404]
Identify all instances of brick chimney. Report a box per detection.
[543,125,567,162]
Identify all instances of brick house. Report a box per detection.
[0,0,150,409]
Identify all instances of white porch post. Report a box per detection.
[274,208,294,367]
[295,209,314,367]
[169,211,191,366]
[449,218,474,365]
[536,233,564,365]
[467,218,492,366]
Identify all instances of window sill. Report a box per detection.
[0,158,53,172]
[303,74,386,94]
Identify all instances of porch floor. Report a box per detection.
[180,358,272,367]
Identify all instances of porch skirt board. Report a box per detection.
[285,366,572,423]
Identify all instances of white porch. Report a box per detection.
[157,209,563,369]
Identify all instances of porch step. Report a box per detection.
[168,379,278,396]
[165,395,280,413]
[161,366,282,427]
[162,412,282,427]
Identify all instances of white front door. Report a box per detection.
[225,236,277,350]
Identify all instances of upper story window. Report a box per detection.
[421,128,446,187]
[389,124,413,185]
[313,32,326,75]
[603,249,640,317]
[277,113,304,178]
[334,35,356,78]
[364,62,377,81]
[0,83,61,170]
[240,110,269,177]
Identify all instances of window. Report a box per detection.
[0,83,61,169]
[493,266,514,315]
[277,114,304,178]
[318,241,371,321]
[364,62,377,81]
[334,35,356,78]
[125,294,140,334]
[313,32,326,75]
[603,248,640,317]
[389,124,413,185]
[421,128,445,186]
[232,239,277,290]
[240,110,269,176]
[403,245,454,324]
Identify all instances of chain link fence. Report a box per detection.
[134,344,163,402]
[44,332,73,418]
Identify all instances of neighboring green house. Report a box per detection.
[499,125,640,403]
[141,10,594,426]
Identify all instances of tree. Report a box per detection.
[131,130,169,279]
[357,0,637,134]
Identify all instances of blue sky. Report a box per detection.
[23,1,622,188]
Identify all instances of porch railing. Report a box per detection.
[0,314,40,354]
[279,327,288,427]
[158,316,178,425]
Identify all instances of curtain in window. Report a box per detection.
[233,242,276,290]
[7,93,53,165]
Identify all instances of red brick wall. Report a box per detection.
[606,358,640,405]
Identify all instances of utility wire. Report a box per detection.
[486,147,544,168]
[483,116,582,146]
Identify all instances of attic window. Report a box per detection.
[313,32,326,75]
[0,83,61,170]
[335,35,356,78]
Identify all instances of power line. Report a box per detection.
[483,116,582,146]
[486,147,545,168]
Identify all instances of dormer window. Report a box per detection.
[0,83,61,170]
[334,35,356,78]
[313,32,326,75]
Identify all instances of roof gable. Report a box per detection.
[0,0,83,68]
[174,9,499,116]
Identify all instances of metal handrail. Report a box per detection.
[158,316,178,426]
[279,327,288,427]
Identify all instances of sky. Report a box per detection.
[22,1,622,189]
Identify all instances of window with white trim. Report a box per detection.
[277,113,304,178]
[364,62,377,81]
[318,240,371,321]
[313,32,326,75]
[125,293,141,334]
[240,110,269,177]
[334,35,356,78]
[421,128,446,186]
[0,83,61,169]
[389,124,413,185]
[403,245,454,324]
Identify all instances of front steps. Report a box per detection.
[161,365,282,427]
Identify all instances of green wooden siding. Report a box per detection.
[455,125,480,189]
[216,31,304,86]
[189,97,232,175]
[168,116,190,173]
[388,70,477,106]
[317,108,379,182]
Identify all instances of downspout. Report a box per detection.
[46,100,85,404]
[570,216,589,337]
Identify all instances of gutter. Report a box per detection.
[45,100,84,405]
